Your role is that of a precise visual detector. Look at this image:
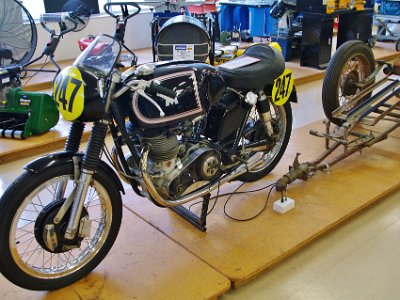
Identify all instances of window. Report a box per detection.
[19,0,148,20]
[20,0,45,20]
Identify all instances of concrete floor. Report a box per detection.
[1,79,400,299]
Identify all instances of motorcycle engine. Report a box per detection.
[143,129,220,199]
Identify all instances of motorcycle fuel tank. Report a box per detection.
[130,62,225,128]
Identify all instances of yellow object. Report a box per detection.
[213,45,240,66]
[272,69,294,106]
[269,42,282,53]
[352,0,365,11]
[236,48,245,56]
[53,66,85,121]
[339,0,348,9]
[326,0,336,14]
[212,42,281,66]
[326,0,365,13]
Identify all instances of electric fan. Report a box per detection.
[0,0,37,67]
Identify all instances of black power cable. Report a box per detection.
[189,181,277,222]
[22,57,51,86]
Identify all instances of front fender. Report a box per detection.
[25,151,125,194]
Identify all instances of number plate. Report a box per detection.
[53,66,85,121]
[272,69,294,106]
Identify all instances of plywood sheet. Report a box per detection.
[0,119,91,164]
[123,120,400,286]
[0,207,231,300]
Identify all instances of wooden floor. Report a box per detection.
[0,41,399,298]
[0,206,231,299]
[1,119,400,299]
[123,120,400,287]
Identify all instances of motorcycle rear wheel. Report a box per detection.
[0,164,122,290]
[239,101,292,182]
[322,40,376,125]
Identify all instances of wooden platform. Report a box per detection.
[122,120,400,287]
[0,119,93,165]
[0,207,231,300]
[1,120,400,298]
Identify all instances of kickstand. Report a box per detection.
[170,194,211,232]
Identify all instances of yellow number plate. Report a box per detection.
[272,69,294,106]
[53,66,85,121]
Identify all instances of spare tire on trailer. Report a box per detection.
[322,40,376,125]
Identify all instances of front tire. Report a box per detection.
[239,101,292,182]
[0,163,122,290]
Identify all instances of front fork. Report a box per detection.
[57,72,119,241]
[257,90,274,137]
[51,120,109,241]
[54,122,86,204]
[63,120,109,240]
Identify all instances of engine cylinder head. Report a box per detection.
[142,134,179,161]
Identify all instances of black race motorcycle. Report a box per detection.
[0,2,297,290]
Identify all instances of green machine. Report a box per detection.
[0,0,91,140]
[0,70,59,139]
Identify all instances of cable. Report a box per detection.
[104,139,276,222]
[223,183,276,222]
[22,58,51,87]
[188,181,277,222]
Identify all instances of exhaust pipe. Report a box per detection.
[141,146,264,207]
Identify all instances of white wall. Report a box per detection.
[32,12,153,64]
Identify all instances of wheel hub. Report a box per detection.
[34,199,88,253]
[342,70,360,97]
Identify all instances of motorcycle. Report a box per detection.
[0,2,297,290]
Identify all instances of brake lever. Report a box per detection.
[136,89,165,117]
[130,80,165,117]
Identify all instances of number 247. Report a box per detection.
[274,73,292,102]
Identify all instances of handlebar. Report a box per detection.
[103,2,141,20]
[39,12,80,35]
[146,81,177,99]
[40,12,70,23]
[0,65,23,77]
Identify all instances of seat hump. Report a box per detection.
[218,44,285,90]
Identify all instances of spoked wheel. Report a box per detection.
[238,100,292,182]
[0,164,122,290]
[322,41,376,125]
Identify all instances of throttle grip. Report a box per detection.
[0,65,22,76]
[40,13,69,23]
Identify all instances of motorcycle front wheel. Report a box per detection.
[0,163,122,290]
[239,100,292,182]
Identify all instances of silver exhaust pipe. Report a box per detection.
[141,147,264,207]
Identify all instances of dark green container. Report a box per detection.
[0,88,59,139]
